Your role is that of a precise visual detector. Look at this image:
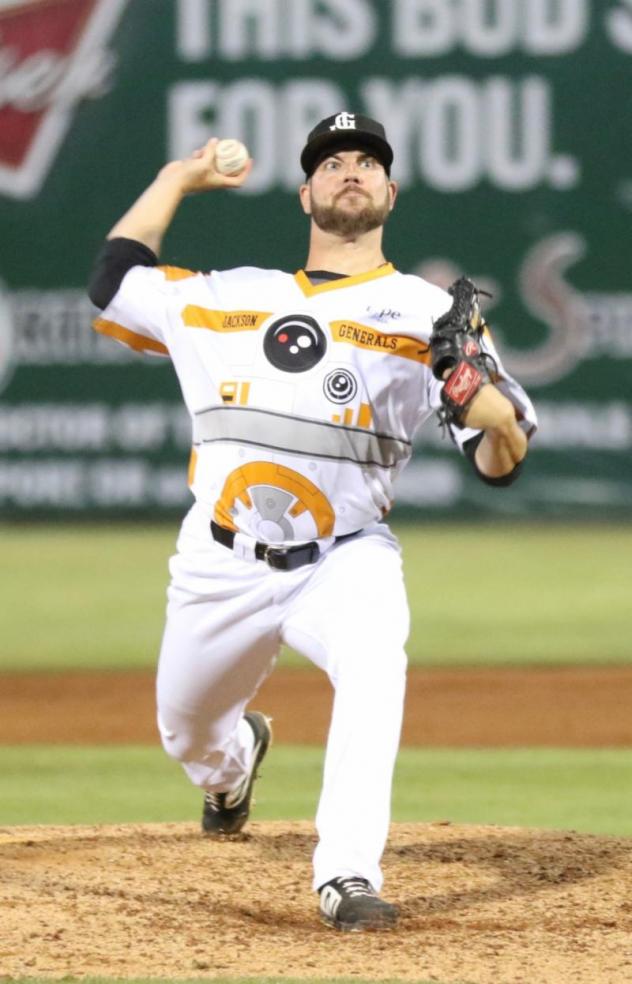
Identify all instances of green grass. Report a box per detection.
[1,744,630,836]
[402,523,632,666]
[0,524,176,671]
[1,522,631,671]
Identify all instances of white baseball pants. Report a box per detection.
[156,503,409,892]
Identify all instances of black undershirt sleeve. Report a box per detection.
[462,431,524,487]
[88,237,158,310]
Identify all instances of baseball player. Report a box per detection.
[88,113,536,932]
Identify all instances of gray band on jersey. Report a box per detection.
[192,406,411,469]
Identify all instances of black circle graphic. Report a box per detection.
[263,315,327,373]
[323,368,358,404]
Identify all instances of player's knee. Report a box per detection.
[157,713,219,764]
[159,727,196,763]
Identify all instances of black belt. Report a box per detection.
[210,520,358,571]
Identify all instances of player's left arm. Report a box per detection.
[426,276,536,486]
[461,385,528,484]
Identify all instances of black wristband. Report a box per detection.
[463,432,524,487]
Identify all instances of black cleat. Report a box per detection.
[201,711,272,837]
[319,876,399,931]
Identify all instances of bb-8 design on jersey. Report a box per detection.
[96,261,531,544]
[94,261,536,894]
[215,461,336,541]
[210,309,338,541]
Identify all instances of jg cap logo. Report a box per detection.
[0,0,129,200]
[300,112,394,177]
[329,112,357,131]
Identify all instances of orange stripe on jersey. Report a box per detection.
[93,318,169,355]
[187,448,198,487]
[330,321,431,365]
[158,265,197,281]
[294,264,395,296]
[238,381,251,405]
[357,403,373,428]
[182,307,272,332]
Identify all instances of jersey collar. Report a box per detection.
[294,263,396,297]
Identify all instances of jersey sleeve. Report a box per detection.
[428,326,538,451]
[92,264,199,357]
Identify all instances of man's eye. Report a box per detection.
[324,160,340,170]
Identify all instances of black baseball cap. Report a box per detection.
[300,112,393,177]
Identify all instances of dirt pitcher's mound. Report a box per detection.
[1,822,631,983]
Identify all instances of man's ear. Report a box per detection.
[388,180,398,211]
[299,182,312,216]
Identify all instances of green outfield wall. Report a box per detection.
[1,0,631,518]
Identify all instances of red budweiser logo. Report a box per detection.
[0,0,129,199]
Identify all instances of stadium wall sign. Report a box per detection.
[0,0,129,199]
[0,279,14,395]
[416,232,632,386]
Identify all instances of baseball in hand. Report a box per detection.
[215,139,249,176]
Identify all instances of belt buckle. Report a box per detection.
[264,542,320,571]
[263,546,287,571]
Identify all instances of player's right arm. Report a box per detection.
[106,138,253,254]
[88,139,253,329]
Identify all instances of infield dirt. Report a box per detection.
[2,665,632,746]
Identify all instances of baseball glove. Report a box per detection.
[430,276,497,429]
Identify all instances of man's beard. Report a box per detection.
[309,188,391,238]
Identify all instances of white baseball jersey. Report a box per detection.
[94,262,537,543]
